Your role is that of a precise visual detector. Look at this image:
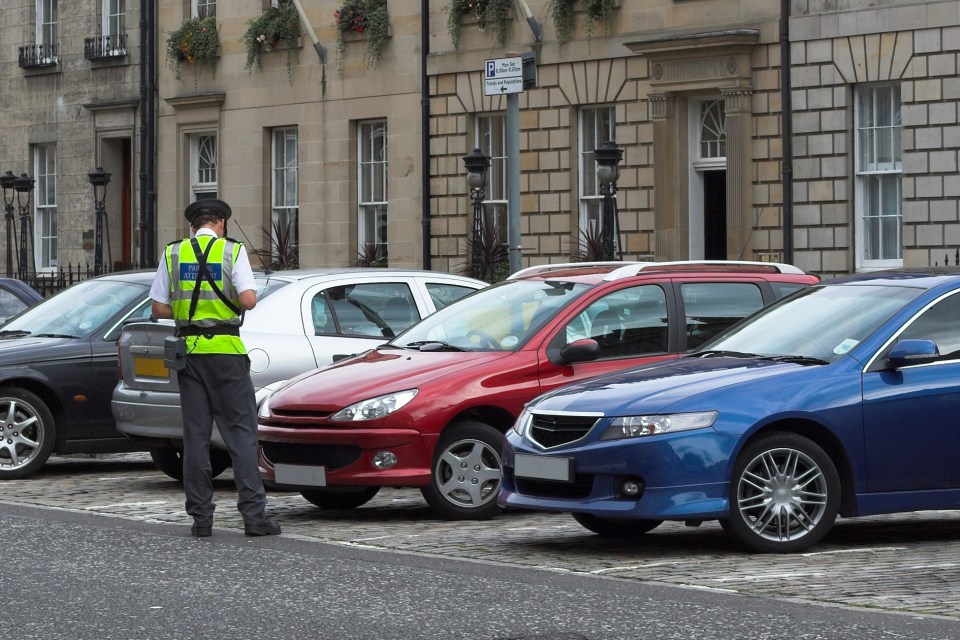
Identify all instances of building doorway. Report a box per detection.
[99,137,133,270]
[702,169,727,259]
[688,99,727,260]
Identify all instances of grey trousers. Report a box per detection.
[177,353,268,526]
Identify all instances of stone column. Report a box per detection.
[721,86,754,259]
[650,93,683,261]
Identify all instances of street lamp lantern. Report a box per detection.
[0,171,17,277]
[462,148,490,281]
[12,173,35,280]
[88,166,111,275]
[593,141,623,261]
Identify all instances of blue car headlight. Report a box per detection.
[600,411,718,440]
[331,389,418,422]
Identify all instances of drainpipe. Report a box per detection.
[780,0,793,264]
[421,0,432,270]
[138,0,157,267]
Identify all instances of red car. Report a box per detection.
[257,261,819,520]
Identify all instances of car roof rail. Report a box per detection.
[507,261,648,280]
[603,260,806,281]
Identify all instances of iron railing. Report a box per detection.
[932,249,960,267]
[18,44,58,68]
[20,263,114,298]
[84,34,128,60]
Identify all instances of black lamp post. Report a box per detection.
[88,166,111,275]
[594,141,623,261]
[13,173,35,280]
[0,171,17,277]
[463,148,490,280]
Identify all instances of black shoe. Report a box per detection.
[244,520,281,536]
[191,524,212,537]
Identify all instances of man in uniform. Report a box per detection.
[150,198,280,537]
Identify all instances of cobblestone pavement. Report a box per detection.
[5,453,960,620]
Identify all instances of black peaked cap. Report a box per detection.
[184,198,232,224]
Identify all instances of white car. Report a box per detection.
[112,268,486,479]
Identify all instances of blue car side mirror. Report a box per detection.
[887,339,939,369]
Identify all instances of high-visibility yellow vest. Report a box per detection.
[165,235,246,355]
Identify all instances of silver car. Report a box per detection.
[112,268,486,479]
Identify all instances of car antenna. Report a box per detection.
[230,220,273,275]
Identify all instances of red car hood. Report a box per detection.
[268,347,515,413]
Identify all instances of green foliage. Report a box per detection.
[547,0,618,46]
[463,221,509,283]
[446,0,514,50]
[334,0,390,70]
[166,15,219,82]
[355,242,388,268]
[253,218,299,271]
[241,1,303,82]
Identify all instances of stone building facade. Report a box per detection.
[0,0,142,275]
[3,1,960,280]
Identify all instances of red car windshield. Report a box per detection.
[394,279,591,351]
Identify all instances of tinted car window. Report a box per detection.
[682,282,764,349]
[426,283,477,310]
[770,282,807,300]
[320,283,418,338]
[567,285,669,358]
[896,291,960,361]
[0,288,29,320]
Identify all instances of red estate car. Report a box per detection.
[257,261,819,520]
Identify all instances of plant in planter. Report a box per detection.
[241,0,303,81]
[252,219,299,271]
[446,0,514,50]
[334,0,390,70]
[355,242,388,267]
[166,15,219,82]
[547,0,618,46]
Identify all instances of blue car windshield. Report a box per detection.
[394,279,591,351]
[1,279,148,337]
[699,284,922,363]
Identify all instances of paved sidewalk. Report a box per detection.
[5,452,960,619]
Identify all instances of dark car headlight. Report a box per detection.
[600,411,718,440]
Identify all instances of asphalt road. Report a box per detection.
[4,502,960,640]
[3,452,960,639]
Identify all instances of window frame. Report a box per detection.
[854,82,903,271]
[578,105,616,237]
[271,126,299,264]
[36,0,58,57]
[101,0,126,38]
[189,134,218,202]
[475,114,508,237]
[192,0,216,19]
[33,143,58,272]
[357,120,388,260]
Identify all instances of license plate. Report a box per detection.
[514,453,573,482]
[133,356,169,378]
[274,463,327,487]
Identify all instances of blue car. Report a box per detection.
[500,268,960,553]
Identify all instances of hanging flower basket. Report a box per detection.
[166,15,219,82]
[334,0,390,70]
[241,0,303,82]
[447,0,514,51]
[547,0,620,46]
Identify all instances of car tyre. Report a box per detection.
[572,513,663,538]
[727,432,840,553]
[421,421,504,521]
[0,387,56,479]
[149,446,231,481]
[299,486,380,510]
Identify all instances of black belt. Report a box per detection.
[176,325,241,337]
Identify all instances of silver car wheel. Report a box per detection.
[434,437,502,509]
[0,388,55,478]
[736,446,829,544]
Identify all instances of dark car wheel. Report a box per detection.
[300,486,380,510]
[149,446,231,481]
[572,513,663,538]
[0,387,56,479]
[421,421,505,521]
[726,432,840,553]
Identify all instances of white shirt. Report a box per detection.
[150,228,256,304]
